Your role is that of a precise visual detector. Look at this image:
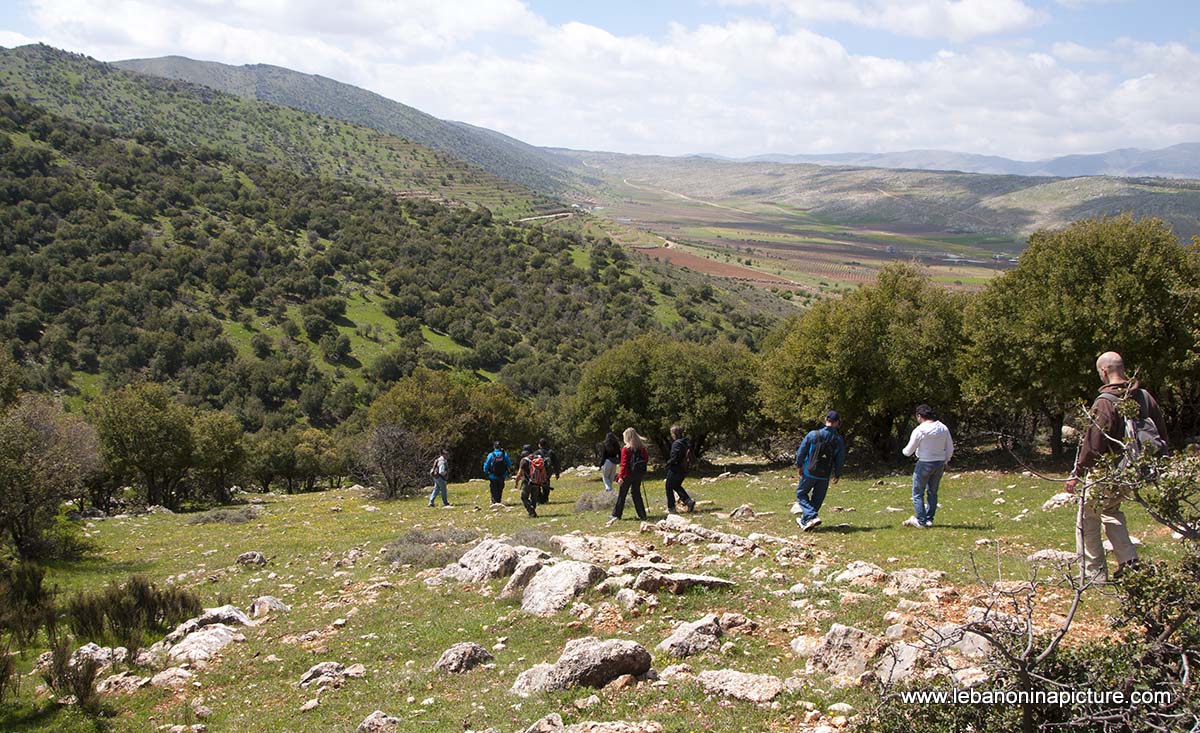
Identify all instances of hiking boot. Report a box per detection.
[902,516,923,528]
[1112,559,1141,580]
[797,516,821,531]
[427,501,434,507]
[686,499,696,513]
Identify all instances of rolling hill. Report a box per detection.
[114,54,587,196]
[0,44,557,218]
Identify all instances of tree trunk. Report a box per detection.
[1049,412,1064,458]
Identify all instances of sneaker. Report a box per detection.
[686,499,696,513]
[922,520,932,528]
[798,516,822,531]
[427,501,434,507]
[606,516,618,527]
[902,516,922,528]
[443,503,452,507]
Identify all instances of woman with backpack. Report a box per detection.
[607,427,649,526]
[599,432,621,493]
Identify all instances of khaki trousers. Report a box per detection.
[1076,493,1138,581]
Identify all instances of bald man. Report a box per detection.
[1065,351,1167,583]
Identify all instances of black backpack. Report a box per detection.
[1098,390,1168,467]
[629,448,648,476]
[806,431,836,478]
[486,451,506,476]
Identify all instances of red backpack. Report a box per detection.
[527,454,550,486]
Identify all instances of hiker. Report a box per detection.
[664,425,697,514]
[428,447,450,507]
[483,442,511,505]
[1065,351,1168,582]
[599,432,621,493]
[793,410,847,531]
[513,444,548,518]
[535,437,561,505]
[901,405,953,528]
[607,427,649,526]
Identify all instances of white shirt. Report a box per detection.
[903,420,954,462]
[434,456,448,478]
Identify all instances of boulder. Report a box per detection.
[236,551,267,566]
[164,605,255,645]
[441,539,547,583]
[150,667,194,689]
[96,671,149,694]
[166,624,245,667]
[834,561,888,587]
[657,614,723,658]
[730,505,756,519]
[433,642,493,674]
[886,568,948,595]
[248,596,290,618]
[790,635,823,658]
[805,624,887,686]
[1026,549,1077,567]
[511,638,652,695]
[521,561,606,616]
[500,556,545,599]
[357,710,402,733]
[696,669,783,702]
[1043,492,1074,511]
[631,570,735,595]
[551,534,662,566]
[614,588,656,611]
[875,641,932,684]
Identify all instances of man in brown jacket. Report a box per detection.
[1064,351,1168,583]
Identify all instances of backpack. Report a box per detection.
[683,445,696,473]
[629,448,648,477]
[485,451,506,477]
[527,454,550,486]
[806,430,837,478]
[1098,390,1168,467]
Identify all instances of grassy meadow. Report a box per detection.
[4,459,1182,732]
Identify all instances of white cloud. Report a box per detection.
[725,0,1045,42]
[0,30,42,48]
[6,1,1200,160]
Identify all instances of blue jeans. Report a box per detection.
[796,475,830,523]
[429,477,448,505]
[912,460,945,525]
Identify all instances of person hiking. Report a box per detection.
[607,427,649,526]
[513,444,546,518]
[793,410,847,531]
[483,442,511,505]
[1065,351,1168,583]
[599,432,621,493]
[901,405,953,528]
[664,425,696,514]
[535,437,561,505]
[428,447,451,507]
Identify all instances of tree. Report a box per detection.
[574,334,758,457]
[962,216,1200,456]
[759,263,965,458]
[93,383,194,510]
[0,395,98,557]
[359,424,432,498]
[190,410,245,504]
[0,349,20,409]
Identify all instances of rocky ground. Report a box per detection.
[8,463,1185,732]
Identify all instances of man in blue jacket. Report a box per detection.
[483,442,512,505]
[794,410,847,531]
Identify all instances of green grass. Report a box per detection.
[9,462,1178,732]
[420,325,470,354]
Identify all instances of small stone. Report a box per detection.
[300,698,320,711]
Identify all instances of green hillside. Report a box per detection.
[115,54,586,196]
[0,96,780,429]
[0,44,556,218]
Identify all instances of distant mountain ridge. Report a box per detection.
[728,144,1200,179]
[114,55,586,195]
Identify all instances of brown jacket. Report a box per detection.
[1073,380,1168,475]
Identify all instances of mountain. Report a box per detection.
[740,143,1200,179]
[114,54,585,196]
[559,149,1200,241]
[0,95,782,427]
[0,44,556,218]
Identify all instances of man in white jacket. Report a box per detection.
[901,404,953,528]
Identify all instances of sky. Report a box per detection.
[1,0,1198,159]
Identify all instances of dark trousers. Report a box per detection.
[612,475,647,520]
[538,483,552,504]
[488,478,505,504]
[665,469,691,511]
[520,481,542,516]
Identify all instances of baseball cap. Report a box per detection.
[826,410,841,423]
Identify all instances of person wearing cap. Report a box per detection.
[513,444,540,518]
[793,410,847,531]
[482,441,511,505]
[901,405,953,528]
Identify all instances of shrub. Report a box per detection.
[66,576,201,651]
[381,542,464,569]
[186,505,262,525]
[573,491,617,514]
[506,528,555,552]
[398,528,479,545]
[41,631,102,716]
[0,561,54,647]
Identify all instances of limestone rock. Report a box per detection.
[356,710,402,733]
[886,568,948,595]
[249,596,290,618]
[236,551,267,566]
[657,614,723,658]
[875,641,932,684]
[1026,549,1077,567]
[500,556,545,599]
[805,624,887,686]
[150,667,194,689]
[631,570,735,595]
[521,561,606,616]
[1042,493,1074,511]
[300,661,346,688]
[434,642,494,674]
[164,605,255,645]
[833,561,888,587]
[96,671,149,694]
[551,534,662,566]
[696,669,783,702]
[511,638,651,696]
[167,624,245,667]
[441,539,547,583]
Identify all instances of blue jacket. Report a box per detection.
[483,450,511,480]
[794,426,846,480]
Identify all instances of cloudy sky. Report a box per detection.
[1,0,1197,159]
